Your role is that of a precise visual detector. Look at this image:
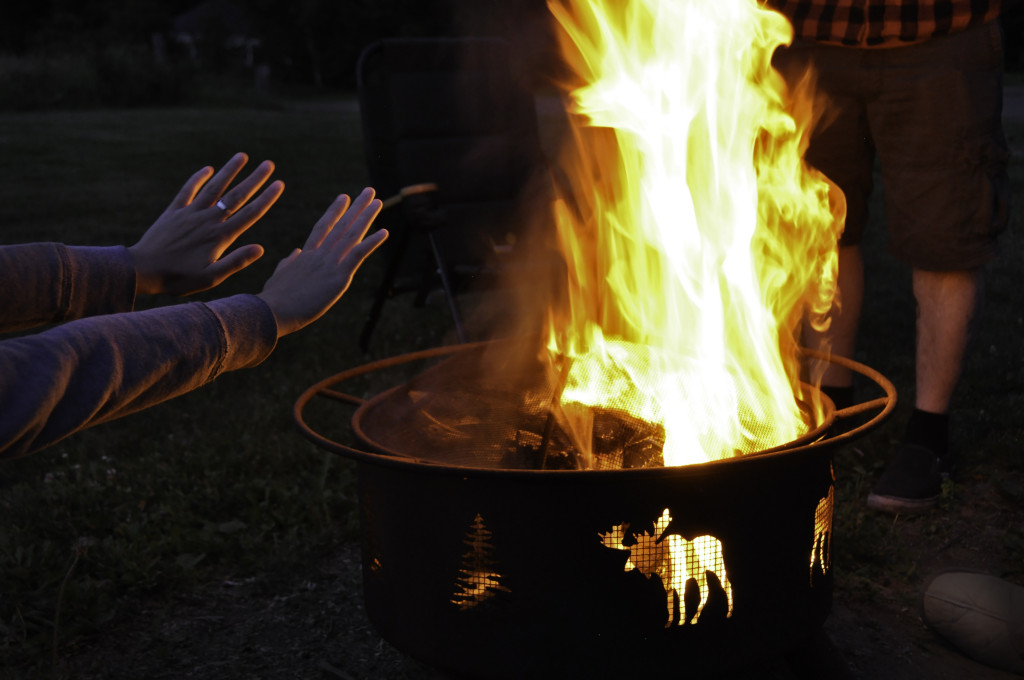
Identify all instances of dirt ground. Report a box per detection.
[52,439,1023,680]
[57,524,1021,680]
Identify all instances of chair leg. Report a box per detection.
[412,248,435,307]
[359,228,411,352]
[427,232,468,344]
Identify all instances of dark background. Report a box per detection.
[0,0,565,109]
[5,0,1023,112]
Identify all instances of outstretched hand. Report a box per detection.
[128,152,283,296]
[258,188,386,338]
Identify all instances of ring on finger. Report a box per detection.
[216,199,231,213]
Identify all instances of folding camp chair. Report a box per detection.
[355,37,556,351]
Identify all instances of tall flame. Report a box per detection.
[544,0,844,466]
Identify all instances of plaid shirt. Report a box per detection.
[767,0,1002,46]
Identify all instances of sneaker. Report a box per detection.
[921,570,1024,674]
[866,443,950,514]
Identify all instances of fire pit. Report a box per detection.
[294,339,895,678]
[296,0,893,674]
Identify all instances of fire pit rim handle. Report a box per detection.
[293,342,897,475]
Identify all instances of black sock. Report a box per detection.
[821,385,855,411]
[904,409,950,458]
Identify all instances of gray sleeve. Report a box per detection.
[0,294,278,459]
[0,243,137,333]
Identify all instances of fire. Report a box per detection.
[543,0,844,466]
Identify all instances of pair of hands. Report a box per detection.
[127,153,387,338]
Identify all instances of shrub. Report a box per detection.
[0,47,189,111]
[94,44,188,108]
[0,54,99,110]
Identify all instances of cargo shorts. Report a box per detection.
[773,21,1010,271]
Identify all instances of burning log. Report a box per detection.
[504,407,665,470]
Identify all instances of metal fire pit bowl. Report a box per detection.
[294,340,895,679]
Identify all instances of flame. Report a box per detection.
[543,0,844,466]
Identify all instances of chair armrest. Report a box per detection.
[379,183,446,234]
[380,183,439,210]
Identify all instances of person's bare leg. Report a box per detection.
[913,268,982,414]
[805,245,863,400]
[868,267,982,513]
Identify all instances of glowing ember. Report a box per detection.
[543,0,844,466]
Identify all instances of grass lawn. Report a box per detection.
[0,103,457,676]
[1,102,1022,679]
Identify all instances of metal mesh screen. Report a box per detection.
[353,341,668,470]
[353,341,823,471]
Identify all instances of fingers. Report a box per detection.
[223,179,285,237]
[322,226,388,310]
[204,243,265,286]
[331,194,384,262]
[194,152,250,208]
[212,159,277,218]
[344,228,389,269]
[320,188,383,260]
[167,166,215,212]
[304,194,352,251]
[164,152,266,217]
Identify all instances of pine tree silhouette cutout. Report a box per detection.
[451,513,510,610]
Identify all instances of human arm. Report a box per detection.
[0,153,281,335]
[0,244,137,334]
[0,188,386,459]
[0,294,277,459]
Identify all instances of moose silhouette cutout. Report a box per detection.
[600,508,733,626]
